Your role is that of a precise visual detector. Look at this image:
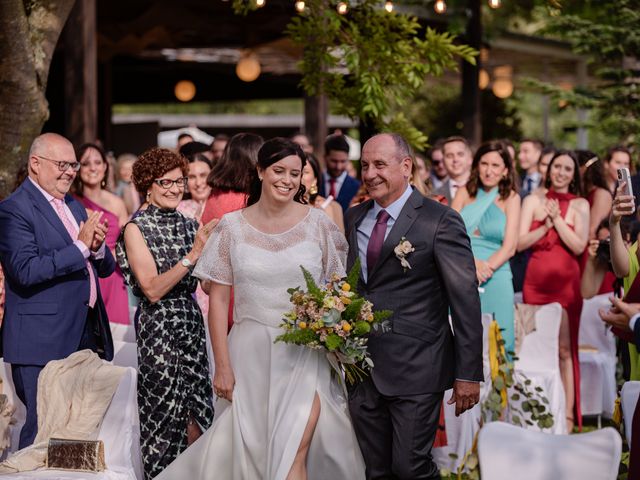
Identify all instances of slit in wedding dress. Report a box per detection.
[286,392,321,480]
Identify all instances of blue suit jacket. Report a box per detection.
[0,179,115,365]
[318,173,361,212]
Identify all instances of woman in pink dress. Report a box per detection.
[73,143,131,333]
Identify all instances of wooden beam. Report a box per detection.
[64,0,97,145]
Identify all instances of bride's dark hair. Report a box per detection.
[247,138,308,206]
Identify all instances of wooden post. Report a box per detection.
[461,0,482,148]
[305,93,328,161]
[64,0,97,145]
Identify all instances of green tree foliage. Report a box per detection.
[528,0,640,146]
[403,83,522,144]
[234,0,476,150]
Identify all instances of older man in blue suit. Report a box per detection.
[0,133,115,448]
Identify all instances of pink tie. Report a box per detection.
[52,198,97,307]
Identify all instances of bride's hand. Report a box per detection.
[213,366,235,402]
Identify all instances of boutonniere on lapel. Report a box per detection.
[394,237,415,272]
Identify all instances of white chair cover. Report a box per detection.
[478,421,621,480]
[0,361,26,461]
[578,294,617,417]
[433,314,491,472]
[621,381,640,447]
[514,302,567,434]
[0,367,142,480]
[112,342,138,370]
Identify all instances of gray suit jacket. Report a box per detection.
[433,179,453,205]
[345,188,483,395]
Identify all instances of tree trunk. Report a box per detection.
[0,0,76,196]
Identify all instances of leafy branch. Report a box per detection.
[233,0,476,150]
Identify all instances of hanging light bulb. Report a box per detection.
[434,0,446,14]
[384,0,394,12]
[336,1,348,14]
[255,0,266,7]
[488,0,501,8]
[295,0,305,11]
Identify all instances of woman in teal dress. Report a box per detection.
[452,141,521,356]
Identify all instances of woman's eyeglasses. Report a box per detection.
[154,177,188,189]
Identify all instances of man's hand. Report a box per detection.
[447,380,480,417]
[77,211,104,249]
[599,296,640,332]
[90,218,109,252]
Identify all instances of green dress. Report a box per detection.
[461,187,515,356]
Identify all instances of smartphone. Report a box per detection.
[617,167,636,213]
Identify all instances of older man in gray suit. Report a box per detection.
[345,133,483,480]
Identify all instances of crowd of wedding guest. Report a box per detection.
[1,127,639,478]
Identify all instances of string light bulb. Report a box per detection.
[336,2,348,14]
[384,1,393,12]
[488,0,501,8]
[295,0,305,11]
[256,0,266,7]
[434,0,446,14]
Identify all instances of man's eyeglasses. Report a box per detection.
[35,155,81,172]
[154,177,188,189]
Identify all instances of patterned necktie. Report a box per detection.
[366,209,391,276]
[52,198,97,307]
[329,177,337,199]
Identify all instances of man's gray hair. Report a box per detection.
[387,133,414,162]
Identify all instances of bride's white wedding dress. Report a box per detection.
[155,208,366,480]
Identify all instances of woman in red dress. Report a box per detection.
[518,150,590,432]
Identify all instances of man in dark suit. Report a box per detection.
[600,295,640,479]
[318,134,361,211]
[0,133,115,448]
[433,136,473,205]
[345,133,483,479]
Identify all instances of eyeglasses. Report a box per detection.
[35,155,81,172]
[153,177,188,189]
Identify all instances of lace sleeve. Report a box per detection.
[318,211,348,280]
[193,215,233,285]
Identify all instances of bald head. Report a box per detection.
[363,133,413,163]
[28,133,77,199]
[29,133,72,159]
[361,133,412,208]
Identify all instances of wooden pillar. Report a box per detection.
[98,60,113,149]
[461,0,482,148]
[305,94,328,161]
[64,0,97,145]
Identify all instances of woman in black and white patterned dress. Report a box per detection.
[116,148,218,479]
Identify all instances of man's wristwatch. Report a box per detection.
[181,257,193,268]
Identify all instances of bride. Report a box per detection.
[156,138,365,480]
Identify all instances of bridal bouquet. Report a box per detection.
[275,259,391,384]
